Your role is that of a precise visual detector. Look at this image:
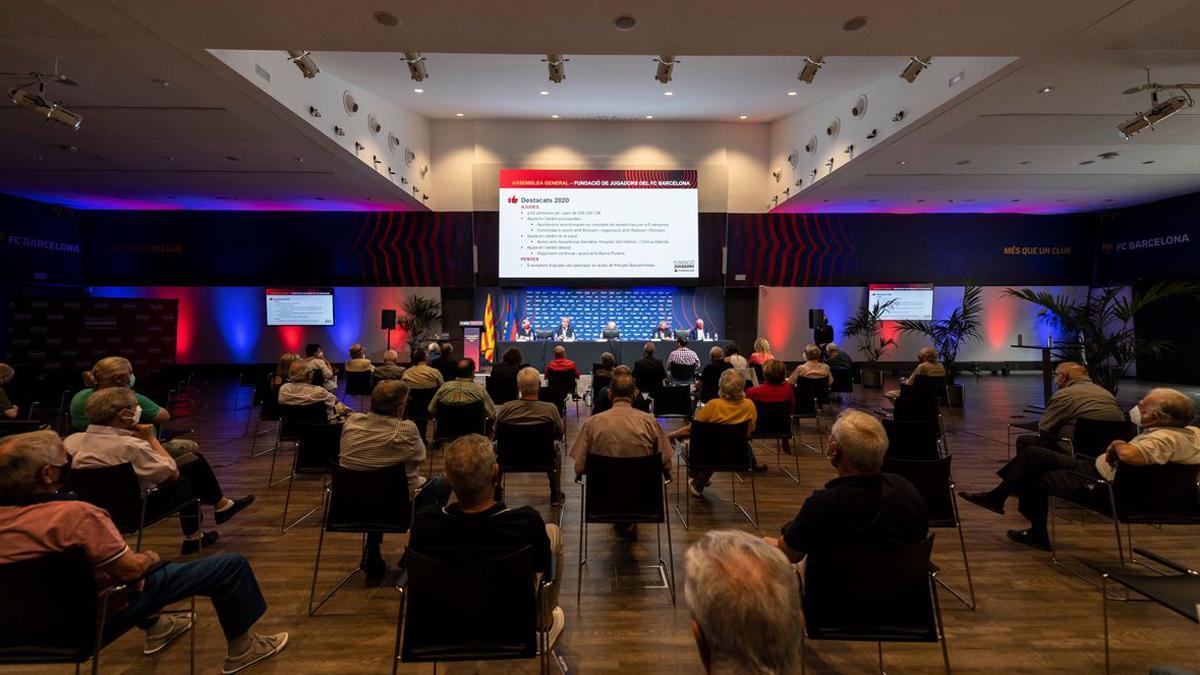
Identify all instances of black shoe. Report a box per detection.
[214,495,256,524]
[364,558,386,587]
[958,491,1005,515]
[751,462,769,473]
[1006,529,1051,551]
[181,530,219,555]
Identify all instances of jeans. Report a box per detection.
[994,445,1104,536]
[106,553,267,643]
[365,475,453,562]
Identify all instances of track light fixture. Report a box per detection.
[403,52,428,82]
[655,55,678,84]
[286,50,319,78]
[6,84,81,129]
[543,54,568,83]
[1118,84,1195,140]
[899,56,932,83]
[797,56,824,84]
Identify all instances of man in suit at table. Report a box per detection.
[598,321,620,340]
[652,320,673,341]
[516,319,535,341]
[688,319,711,341]
[553,317,575,342]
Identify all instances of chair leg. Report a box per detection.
[664,490,677,606]
[955,522,977,610]
[800,633,806,675]
[577,484,586,605]
[1102,575,1111,675]
[877,642,884,674]
[189,595,196,674]
[392,589,406,675]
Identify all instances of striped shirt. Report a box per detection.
[339,412,426,490]
[428,379,497,419]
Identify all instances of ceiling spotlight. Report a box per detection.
[899,56,932,83]
[455,112,464,117]
[797,56,824,84]
[664,91,674,96]
[354,141,365,152]
[6,84,82,130]
[540,91,549,96]
[655,55,677,84]
[1038,86,1053,94]
[150,78,173,87]
[613,15,637,30]
[308,105,321,117]
[373,11,400,27]
[1118,89,1193,140]
[787,91,798,96]
[333,126,345,136]
[738,115,747,119]
[843,15,869,31]
[866,129,878,139]
[543,54,568,83]
[286,50,319,78]
[892,110,906,122]
[551,114,560,119]
[404,52,428,82]
[413,88,423,93]
[645,115,654,119]
[1098,152,1120,160]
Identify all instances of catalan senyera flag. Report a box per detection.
[481,293,496,362]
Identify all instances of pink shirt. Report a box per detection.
[0,499,130,591]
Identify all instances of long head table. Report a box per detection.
[495,339,731,371]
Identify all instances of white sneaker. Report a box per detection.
[222,632,289,674]
[538,606,565,654]
[143,613,192,655]
[688,478,704,498]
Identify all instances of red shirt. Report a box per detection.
[747,382,795,412]
[749,352,773,366]
[546,358,579,380]
[0,498,130,592]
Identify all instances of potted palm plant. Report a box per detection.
[843,299,897,388]
[1005,281,1200,395]
[897,284,984,407]
[396,295,443,358]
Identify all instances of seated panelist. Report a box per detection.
[598,321,620,341]
[651,320,673,341]
[516,318,534,342]
[553,317,576,342]
[688,319,711,341]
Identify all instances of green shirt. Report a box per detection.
[69,388,162,431]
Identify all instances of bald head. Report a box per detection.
[554,346,566,359]
[382,349,399,364]
[1054,362,1090,387]
[1141,388,1197,428]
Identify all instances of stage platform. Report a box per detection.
[496,339,729,370]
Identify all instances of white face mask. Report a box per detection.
[1129,405,1142,427]
[127,373,136,388]
[131,404,143,425]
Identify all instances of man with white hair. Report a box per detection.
[1015,361,1125,454]
[371,349,406,385]
[885,346,946,400]
[0,430,289,673]
[495,367,565,503]
[407,434,566,651]
[598,320,620,340]
[961,387,1200,550]
[825,343,853,372]
[684,530,802,675]
[766,409,927,563]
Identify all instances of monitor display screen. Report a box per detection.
[867,284,934,321]
[265,288,334,326]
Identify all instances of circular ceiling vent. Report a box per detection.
[805,135,818,155]
[342,90,359,115]
[387,132,400,152]
[851,95,868,119]
[367,113,382,135]
[403,147,416,166]
[787,150,800,169]
[825,117,841,140]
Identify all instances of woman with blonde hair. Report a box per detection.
[749,337,774,367]
[669,368,759,496]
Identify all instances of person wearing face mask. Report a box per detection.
[1014,362,1125,455]
[763,409,928,568]
[63,388,255,555]
[960,387,1200,551]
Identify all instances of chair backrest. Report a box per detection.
[344,370,374,396]
[295,421,343,474]
[66,463,143,533]
[751,363,765,384]
[830,368,854,394]
[279,401,328,440]
[485,371,519,406]
[1071,418,1138,459]
[803,535,940,642]
[495,421,558,473]
[634,362,664,396]
[591,374,613,396]
[792,378,818,416]
[401,547,538,664]
[881,457,957,527]
[259,385,282,421]
[687,421,752,472]
[882,417,942,460]
[893,396,940,423]
[433,401,487,442]
[582,453,667,524]
[404,387,439,422]
[652,385,694,419]
[545,368,577,395]
[751,400,792,439]
[0,547,100,664]
[1112,463,1200,524]
[537,386,563,407]
[910,375,947,402]
[668,362,696,383]
[0,420,49,439]
[698,368,722,403]
[326,464,413,533]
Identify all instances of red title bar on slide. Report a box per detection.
[499,169,697,189]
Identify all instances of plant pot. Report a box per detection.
[944,383,965,408]
[860,368,885,389]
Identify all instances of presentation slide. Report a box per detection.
[868,284,934,321]
[498,169,698,281]
[265,288,334,326]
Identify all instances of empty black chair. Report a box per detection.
[432,400,487,446]
[882,417,944,460]
[486,370,520,406]
[545,369,580,416]
[652,385,694,421]
[1065,418,1138,460]
[247,384,282,459]
[802,535,949,674]
[830,367,854,401]
[577,453,675,605]
[633,367,664,399]
[394,547,552,674]
[344,370,375,405]
[281,421,343,533]
[403,386,439,444]
[882,456,975,609]
[668,361,696,385]
[752,400,801,482]
[67,463,199,552]
[589,373,613,409]
[0,419,49,439]
[910,374,949,403]
[676,421,757,528]
[538,385,566,418]
[495,421,562,505]
[0,548,195,675]
[309,464,413,615]
[270,401,328,487]
[793,378,829,449]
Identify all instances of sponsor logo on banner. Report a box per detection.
[1111,233,1190,252]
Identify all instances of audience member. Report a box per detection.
[825,343,853,371]
[787,344,833,386]
[766,409,928,566]
[69,356,198,458]
[428,358,496,422]
[371,350,406,385]
[570,374,673,540]
[427,342,441,364]
[1016,362,1125,454]
[278,360,349,421]
[495,367,565,503]
[0,430,288,673]
[749,338,774,367]
[667,335,701,381]
[697,346,733,402]
[489,347,526,403]
[270,353,300,388]
[885,346,946,400]
[670,370,757,497]
[684,530,802,675]
[303,343,338,392]
[401,347,444,390]
[339,380,448,585]
[960,387,1200,550]
[63,388,255,554]
[345,343,374,373]
[746,359,796,457]
[633,342,667,395]
[407,434,566,650]
[592,365,651,415]
[723,344,749,370]
[546,346,580,382]
[433,343,458,383]
[0,363,17,419]
[594,352,616,379]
